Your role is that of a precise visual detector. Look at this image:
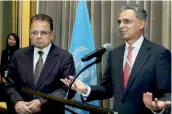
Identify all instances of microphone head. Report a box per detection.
[102,43,112,51]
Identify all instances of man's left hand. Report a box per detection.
[143,92,171,112]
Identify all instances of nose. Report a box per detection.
[119,22,125,30]
[37,32,42,38]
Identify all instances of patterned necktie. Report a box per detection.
[34,51,44,85]
[123,46,134,89]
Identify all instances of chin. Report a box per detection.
[34,44,44,48]
[121,36,130,40]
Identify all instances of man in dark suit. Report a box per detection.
[61,4,171,114]
[5,14,75,114]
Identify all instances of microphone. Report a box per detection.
[81,43,112,62]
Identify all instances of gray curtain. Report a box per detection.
[0,1,14,52]
[38,1,171,109]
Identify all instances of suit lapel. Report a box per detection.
[122,38,151,98]
[35,44,59,89]
[24,46,35,89]
[117,45,125,94]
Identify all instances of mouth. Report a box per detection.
[120,31,127,35]
[9,43,15,46]
[36,40,43,44]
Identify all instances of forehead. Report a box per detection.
[30,20,50,30]
[119,9,137,20]
[9,35,15,39]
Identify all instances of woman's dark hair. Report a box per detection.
[6,33,20,49]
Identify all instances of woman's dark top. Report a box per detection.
[0,47,18,77]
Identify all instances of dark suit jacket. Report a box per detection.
[86,38,171,114]
[5,43,75,114]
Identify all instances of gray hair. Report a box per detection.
[121,4,147,21]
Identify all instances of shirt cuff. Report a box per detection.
[78,85,91,97]
[151,108,164,114]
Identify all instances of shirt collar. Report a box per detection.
[125,35,144,50]
[34,43,52,56]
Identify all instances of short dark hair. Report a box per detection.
[121,4,147,21]
[30,14,53,31]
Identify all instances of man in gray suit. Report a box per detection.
[61,4,171,114]
[5,14,75,114]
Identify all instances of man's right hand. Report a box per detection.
[15,101,32,114]
[61,76,88,94]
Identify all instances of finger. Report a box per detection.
[71,82,77,90]
[162,101,171,108]
[60,79,65,84]
[143,93,147,101]
[26,102,33,106]
[27,103,33,109]
[24,101,31,106]
[154,98,159,105]
[31,107,41,113]
[65,79,72,86]
[166,101,172,104]
[148,92,152,96]
[61,79,70,86]
[18,109,25,114]
[69,76,74,80]
[153,98,160,110]
[18,108,30,114]
[23,105,32,114]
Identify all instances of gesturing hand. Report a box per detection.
[143,92,171,112]
[61,76,88,94]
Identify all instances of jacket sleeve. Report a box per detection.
[86,51,114,101]
[156,49,171,97]
[4,51,23,104]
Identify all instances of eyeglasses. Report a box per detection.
[29,30,52,36]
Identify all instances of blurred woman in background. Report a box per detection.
[0,33,20,79]
[0,33,20,104]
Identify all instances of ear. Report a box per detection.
[140,20,146,29]
[51,31,55,40]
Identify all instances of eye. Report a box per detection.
[32,31,38,35]
[123,19,132,24]
[41,31,48,35]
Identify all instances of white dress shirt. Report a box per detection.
[33,43,52,72]
[123,35,144,70]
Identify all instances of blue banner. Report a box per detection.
[66,0,99,114]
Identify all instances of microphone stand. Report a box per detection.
[65,57,101,99]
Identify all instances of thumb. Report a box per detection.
[154,98,159,106]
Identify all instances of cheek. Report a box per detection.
[8,40,11,43]
[129,26,139,33]
[30,38,35,44]
[45,38,52,43]
[13,41,16,44]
